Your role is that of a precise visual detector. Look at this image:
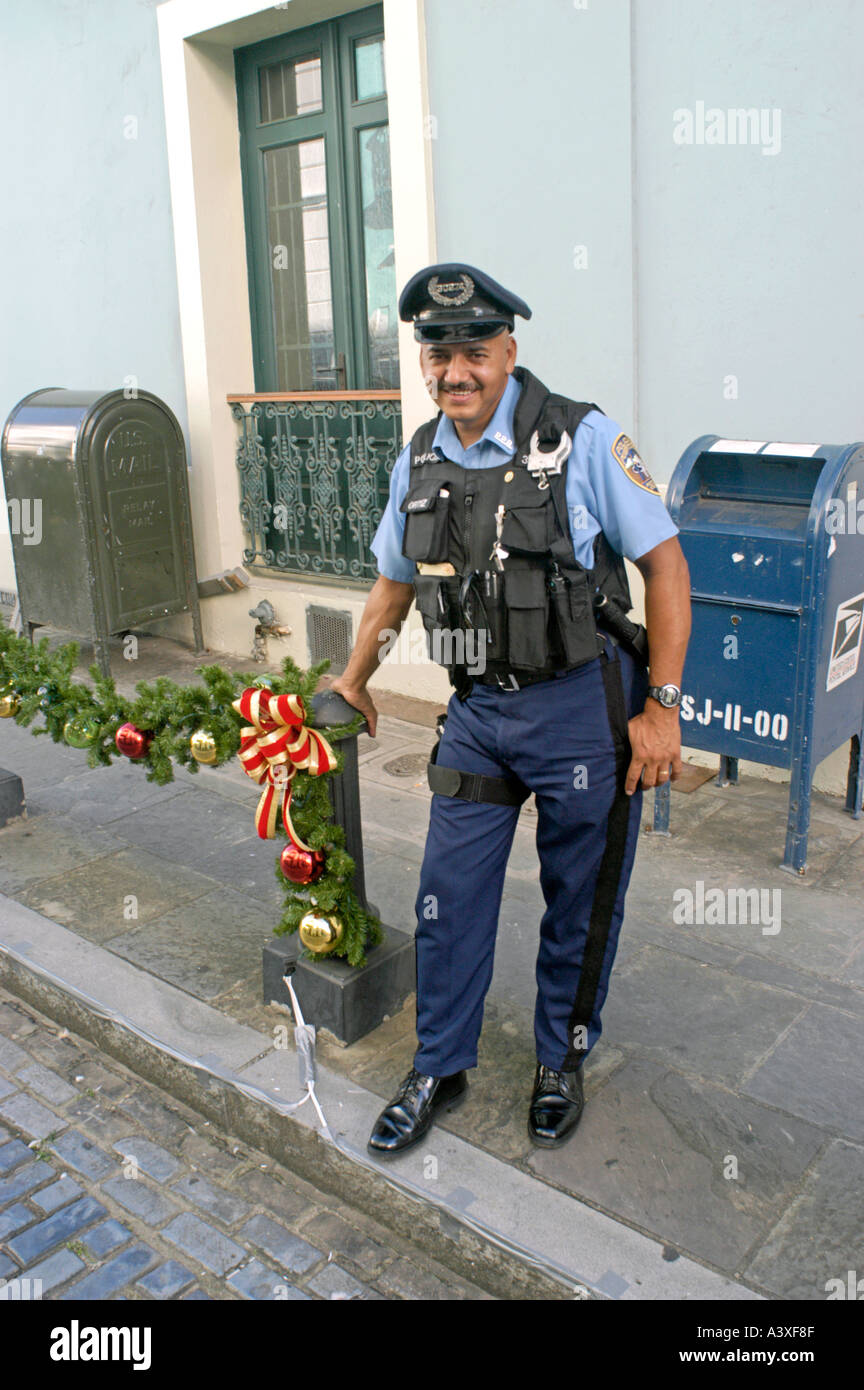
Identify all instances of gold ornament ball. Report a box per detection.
[190,729,218,765]
[0,690,21,718]
[298,911,343,955]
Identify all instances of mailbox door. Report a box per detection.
[84,399,191,632]
[1,394,100,636]
[679,602,799,768]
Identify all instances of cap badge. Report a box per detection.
[427,273,475,307]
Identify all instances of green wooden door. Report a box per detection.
[236,6,399,393]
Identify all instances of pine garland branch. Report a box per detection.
[0,621,381,963]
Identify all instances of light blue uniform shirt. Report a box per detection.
[371,373,678,582]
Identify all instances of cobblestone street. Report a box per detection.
[0,986,492,1301]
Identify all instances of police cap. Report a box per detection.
[398,262,532,343]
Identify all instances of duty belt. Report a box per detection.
[472,666,583,691]
[469,625,637,693]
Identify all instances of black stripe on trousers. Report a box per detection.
[562,651,633,1072]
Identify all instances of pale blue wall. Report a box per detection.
[424,0,637,435]
[425,0,864,483]
[0,0,187,462]
[633,0,864,476]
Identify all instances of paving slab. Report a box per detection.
[529,1057,825,1273]
[22,758,187,826]
[111,1136,183,1183]
[22,1247,86,1294]
[228,1257,310,1300]
[601,945,807,1087]
[161,1212,246,1275]
[0,818,125,896]
[19,848,217,943]
[107,888,275,1000]
[668,797,864,881]
[743,1141,864,1298]
[32,1175,83,1212]
[632,845,863,977]
[742,1002,864,1139]
[0,1092,67,1140]
[14,1061,78,1105]
[7,1195,108,1264]
[0,720,95,789]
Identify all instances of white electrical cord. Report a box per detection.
[281,971,333,1142]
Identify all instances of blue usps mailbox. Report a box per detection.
[658,436,864,873]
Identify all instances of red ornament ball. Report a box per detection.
[115,722,152,760]
[280,844,326,885]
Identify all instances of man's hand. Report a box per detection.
[628,536,691,795]
[625,701,684,796]
[327,676,380,739]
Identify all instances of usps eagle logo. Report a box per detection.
[611,433,660,495]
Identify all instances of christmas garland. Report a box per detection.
[0,623,383,966]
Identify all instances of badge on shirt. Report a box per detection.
[611,433,660,495]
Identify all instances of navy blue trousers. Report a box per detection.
[412,640,647,1076]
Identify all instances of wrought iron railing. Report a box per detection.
[228,391,402,583]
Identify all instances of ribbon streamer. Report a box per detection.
[231,687,337,845]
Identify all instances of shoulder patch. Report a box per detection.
[611,433,660,495]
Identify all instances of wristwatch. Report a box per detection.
[647,683,682,709]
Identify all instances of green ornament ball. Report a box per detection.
[64,716,99,748]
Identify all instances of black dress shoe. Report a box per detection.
[367,1067,467,1157]
[528,1063,584,1148]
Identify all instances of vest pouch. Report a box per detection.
[459,570,507,667]
[499,489,553,554]
[548,568,601,668]
[413,572,461,669]
[504,568,550,670]
[401,484,451,563]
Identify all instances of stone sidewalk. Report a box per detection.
[0,986,492,1300]
[1,623,863,1299]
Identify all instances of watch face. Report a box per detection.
[659,685,681,706]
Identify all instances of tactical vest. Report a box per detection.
[400,365,634,687]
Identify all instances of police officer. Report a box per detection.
[330,263,691,1155]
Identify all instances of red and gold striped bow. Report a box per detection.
[232,687,337,845]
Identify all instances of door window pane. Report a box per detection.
[259,55,323,122]
[264,139,336,390]
[358,124,397,388]
[354,36,385,101]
